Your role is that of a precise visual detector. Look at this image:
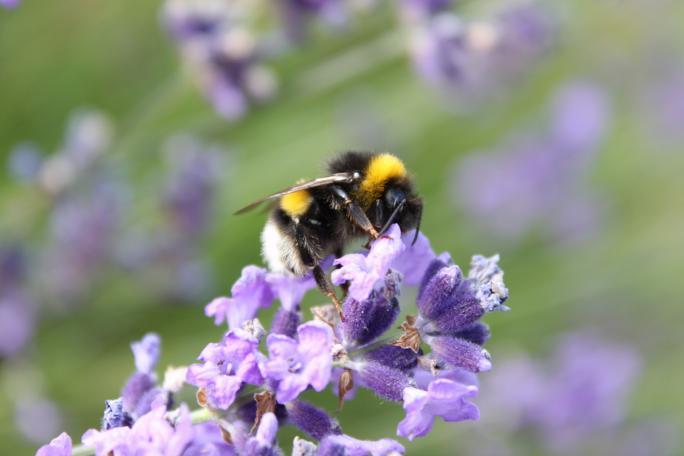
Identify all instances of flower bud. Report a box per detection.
[364,345,419,372]
[270,307,300,338]
[426,335,492,372]
[286,400,341,441]
[357,361,412,402]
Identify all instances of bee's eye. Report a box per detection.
[385,187,406,209]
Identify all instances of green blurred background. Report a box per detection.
[1,0,683,454]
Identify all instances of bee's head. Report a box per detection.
[376,182,423,244]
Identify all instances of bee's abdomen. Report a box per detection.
[261,218,308,276]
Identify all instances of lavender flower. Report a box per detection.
[397,379,479,440]
[262,321,334,403]
[35,433,72,456]
[36,225,508,453]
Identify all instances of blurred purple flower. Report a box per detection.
[407,3,556,102]
[398,379,479,440]
[1,0,20,8]
[35,433,72,456]
[15,396,63,445]
[205,266,275,329]
[262,321,334,403]
[453,80,611,242]
[278,0,348,43]
[8,143,43,182]
[162,135,221,238]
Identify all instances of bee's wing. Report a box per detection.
[234,172,359,215]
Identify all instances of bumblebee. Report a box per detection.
[236,152,423,315]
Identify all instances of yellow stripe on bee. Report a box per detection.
[358,153,407,208]
[280,189,313,217]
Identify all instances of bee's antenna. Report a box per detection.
[411,200,422,246]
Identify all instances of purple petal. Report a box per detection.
[393,229,438,286]
[35,433,72,456]
[131,333,161,375]
[209,375,243,410]
[397,379,479,440]
[319,434,405,456]
[121,372,156,415]
[331,224,405,302]
[207,266,275,329]
[266,272,315,312]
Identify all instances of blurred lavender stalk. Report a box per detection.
[162,0,277,120]
[639,61,684,147]
[117,134,226,301]
[0,245,35,358]
[453,80,611,243]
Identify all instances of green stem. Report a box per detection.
[71,444,94,456]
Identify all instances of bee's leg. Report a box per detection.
[293,226,345,321]
[312,264,345,321]
[334,247,350,299]
[331,186,379,240]
[372,199,384,230]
